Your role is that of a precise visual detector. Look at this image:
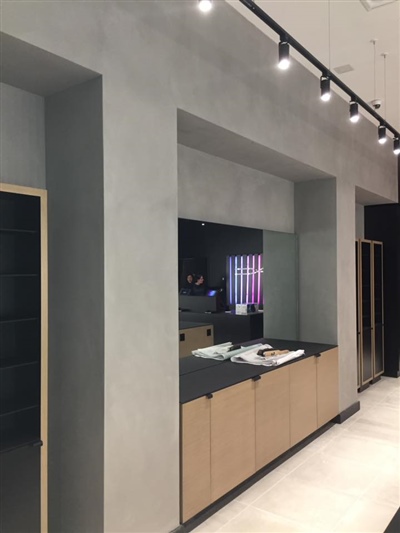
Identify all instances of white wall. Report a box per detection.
[0,83,45,188]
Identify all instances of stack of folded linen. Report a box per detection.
[231,348,305,366]
[192,342,267,360]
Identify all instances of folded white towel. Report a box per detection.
[193,342,265,360]
[231,349,305,366]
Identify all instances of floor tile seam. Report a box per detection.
[307,449,386,476]
[214,502,250,532]
[246,505,317,531]
[328,489,369,532]
[235,469,293,506]
[339,427,400,446]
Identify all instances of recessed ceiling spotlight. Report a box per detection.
[320,76,331,102]
[349,101,360,123]
[378,125,387,144]
[198,0,213,13]
[278,40,290,70]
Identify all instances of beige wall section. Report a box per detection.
[178,144,294,232]
[0,83,45,188]
[2,1,398,531]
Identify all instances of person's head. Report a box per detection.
[186,274,194,284]
[195,274,204,286]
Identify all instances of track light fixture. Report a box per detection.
[378,125,387,145]
[278,40,290,70]
[198,0,213,13]
[320,76,331,102]
[349,101,360,123]
[199,1,400,157]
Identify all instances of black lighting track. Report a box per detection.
[239,0,400,139]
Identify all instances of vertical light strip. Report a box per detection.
[229,256,233,305]
[241,255,244,303]
[252,254,255,303]
[235,255,238,304]
[258,254,261,304]
[246,255,249,303]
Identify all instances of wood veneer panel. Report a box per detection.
[181,397,211,522]
[255,366,290,471]
[289,357,317,446]
[317,348,339,427]
[211,380,255,502]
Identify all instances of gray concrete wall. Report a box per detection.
[337,181,358,411]
[2,1,398,531]
[0,82,45,188]
[295,179,337,344]
[356,203,365,239]
[45,78,104,533]
[178,144,294,232]
[263,231,298,340]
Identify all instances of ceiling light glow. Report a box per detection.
[320,76,331,102]
[349,101,360,123]
[278,41,290,70]
[198,0,213,13]
[378,125,387,144]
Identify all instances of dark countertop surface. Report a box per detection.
[180,337,337,403]
[179,321,212,330]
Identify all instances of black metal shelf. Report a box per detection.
[0,358,39,370]
[0,228,38,234]
[0,402,39,418]
[0,431,41,454]
[0,317,39,325]
[0,273,39,278]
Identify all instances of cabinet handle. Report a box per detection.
[315,353,321,358]
[206,393,213,399]
[252,375,261,382]
[32,440,43,447]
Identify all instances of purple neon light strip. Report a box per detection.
[246,255,249,304]
[252,254,255,303]
[229,256,233,305]
[235,255,238,305]
[258,254,261,305]
[241,255,244,304]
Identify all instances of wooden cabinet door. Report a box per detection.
[211,380,256,502]
[255,367,290,471]
[181,397,211,522]
[289,357,317,446]
[316,348,339,428]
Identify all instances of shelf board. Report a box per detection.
[0,228,38,234]
[0,317,39,325]
[0,431,41,454]
[0,357,39,370]
[0,402,39,418]
[0,273,39,278]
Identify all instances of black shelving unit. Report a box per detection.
[0,186,46,532]
[365,204,400,379]
[356,239,385,391]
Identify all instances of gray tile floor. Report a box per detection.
[194,377,400,533]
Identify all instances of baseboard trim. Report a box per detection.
[335,401,360,424]
[176,421,335,533]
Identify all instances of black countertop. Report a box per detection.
[180,337,337,403]
[179,321,212,330]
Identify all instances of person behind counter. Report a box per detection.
[191,274,206,296]
[183,273,194,290]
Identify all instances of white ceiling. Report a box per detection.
[227,0,400,132]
